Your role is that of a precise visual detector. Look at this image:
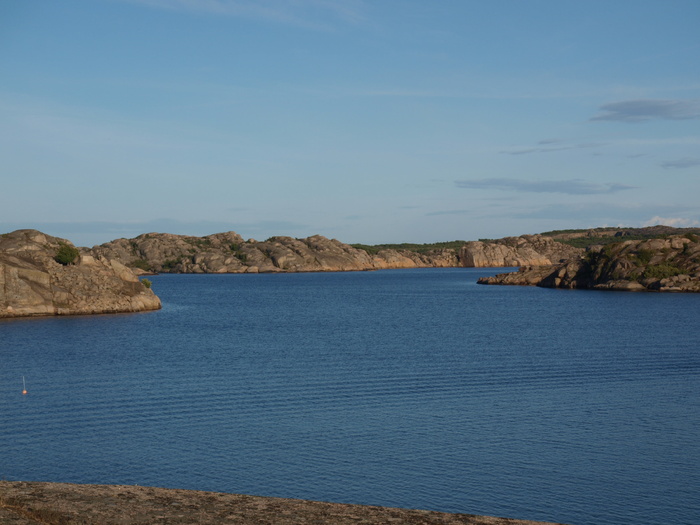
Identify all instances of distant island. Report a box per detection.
[3,225,700,318]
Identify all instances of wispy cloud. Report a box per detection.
[590,99,700,122]
[643,216,700,227]
[502,141,605,155]
[119,0,365,29]
[454,178,636,195]
[425,209,471,216]
[660,157,700,169]
[510,203,700,228]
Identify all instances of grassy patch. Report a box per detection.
[643,264,683,280]
[351,241,467,255]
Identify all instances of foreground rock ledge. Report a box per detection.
[0,482,566,525]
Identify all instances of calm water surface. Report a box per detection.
[1,269,699,525]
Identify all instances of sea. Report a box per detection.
[1,268,699,525]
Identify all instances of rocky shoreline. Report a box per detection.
[91,231,577,275]
[0,481,566,525]
[3,226,699,319]
[1,230,160,319]
[478,234,700,292]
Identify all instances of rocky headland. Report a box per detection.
[0,481,566,525]
[0,230,161,318]
[92,231,578,274]
[459,235,582,267]
[478,234,700,292]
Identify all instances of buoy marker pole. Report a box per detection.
[22,376,27,395]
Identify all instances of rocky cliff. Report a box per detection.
[93,231,578,274]
[92,232,460,274]
[478,235,700,292]
[459,235,582,267]
[1,230,161,318]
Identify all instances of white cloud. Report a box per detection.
[643,216,700,228]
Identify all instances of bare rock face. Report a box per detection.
[460,235,581,267]
[478,235,700,292]
[94,232,458,274]
[1,230,161,318]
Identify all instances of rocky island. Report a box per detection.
[478,232,700,292]
[0,229,161,318]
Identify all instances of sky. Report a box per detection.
[1,0,699,247]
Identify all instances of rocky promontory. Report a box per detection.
[478,234,700,292]
[92,231,579,274]
[0,230,161,318]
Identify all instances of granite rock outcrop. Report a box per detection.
[1,230,161,318]
[478,235,700,292]
[459,235,582,267]
[94,231,578,274]
[93,232,460,274]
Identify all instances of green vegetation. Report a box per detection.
[131,259,153,272]
[351,240,467,255]
[54,243,80,265]
[643,264,683,280]
[555,234,662,249]
[141,278,152,289]
[185,237,212,249]
[161,257,185,271]
[540,227,623,236]
[634,248,654,265]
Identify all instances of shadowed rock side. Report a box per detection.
[478,235,700,292]
[0,482,567,525]
[92,232,579,274]
[0,230,161,318]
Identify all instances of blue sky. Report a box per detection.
[1,0,699,247]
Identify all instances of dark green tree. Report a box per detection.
[54,243,80,265]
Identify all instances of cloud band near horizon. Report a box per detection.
[454,178,636,195]
[591,99,700,122]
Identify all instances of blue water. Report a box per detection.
[1,268,699,525]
